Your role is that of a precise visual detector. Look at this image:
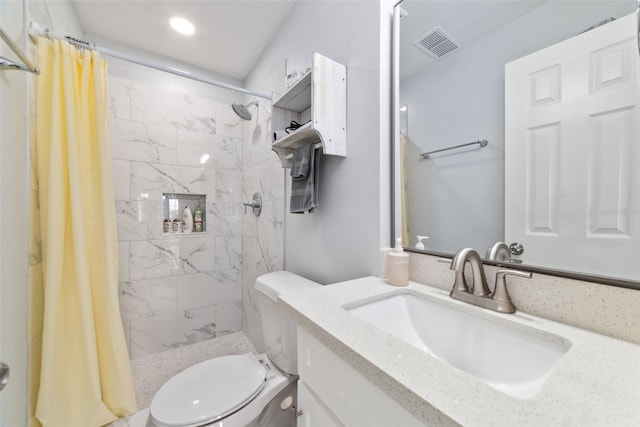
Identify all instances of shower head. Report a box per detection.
[231,101,259,120]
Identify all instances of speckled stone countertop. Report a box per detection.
[279,276,640,427]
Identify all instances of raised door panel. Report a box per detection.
[587,107,634,237]
[525,123,560,235]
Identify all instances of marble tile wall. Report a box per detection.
[109,75,246,359]
[240,83,287,352]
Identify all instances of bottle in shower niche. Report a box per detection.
[194,204,203,232]
[182,206,193,233]
[387,237,409,287]
[172,218,181,233]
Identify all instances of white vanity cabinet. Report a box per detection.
[296,327,424,427]
[272,52,346,168]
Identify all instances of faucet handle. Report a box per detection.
[243,192,262,216]
[491,269,532,313]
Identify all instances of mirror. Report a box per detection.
[393,0,640,287]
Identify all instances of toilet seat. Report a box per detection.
[149,353,268,427]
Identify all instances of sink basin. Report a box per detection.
[345,292,571,399]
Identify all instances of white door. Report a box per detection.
[0,1,30,425]
[505,12,640,280]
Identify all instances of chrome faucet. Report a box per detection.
[450,248,531,313]
[451,248,491,297]
[485,241,511,262]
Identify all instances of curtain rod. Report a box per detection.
[29,23,271,100]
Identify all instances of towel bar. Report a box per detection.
[284,143,323,160]
[419,139,488,159]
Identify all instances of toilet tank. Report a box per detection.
[255,271,320,375]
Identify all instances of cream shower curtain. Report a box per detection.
[31,37,136,427]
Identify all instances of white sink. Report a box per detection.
[345,292,571,399]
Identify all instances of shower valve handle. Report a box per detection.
[243,200,258,212]
[243,192,262,217]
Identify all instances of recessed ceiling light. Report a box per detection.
[170,16,195,35]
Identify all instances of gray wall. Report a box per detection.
[245,0,394,286]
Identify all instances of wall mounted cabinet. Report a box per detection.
[272,52,347,168]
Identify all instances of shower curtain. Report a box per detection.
[31,37,136,427]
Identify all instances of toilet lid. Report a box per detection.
[150,353,267,427]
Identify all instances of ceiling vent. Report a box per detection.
[414,27,459,60]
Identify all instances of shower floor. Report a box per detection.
[109,331,256,426]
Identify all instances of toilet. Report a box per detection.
[146,271,320,427]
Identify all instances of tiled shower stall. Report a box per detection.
[108,63,285,359]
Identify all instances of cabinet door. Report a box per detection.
[297,327,425,426]
[297,381,344,427]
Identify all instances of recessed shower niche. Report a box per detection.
[162,193,206,234]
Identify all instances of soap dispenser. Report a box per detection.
[415,235,429,250]
[387,237,409,287]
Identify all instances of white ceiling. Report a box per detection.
[399,0,545,80]
[72,0,548,83]
[72,0,297,81]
